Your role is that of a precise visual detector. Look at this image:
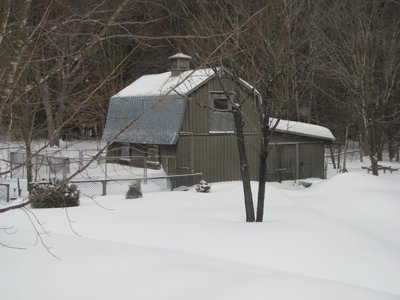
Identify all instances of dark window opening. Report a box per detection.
[213,98,229,111]
[209,91,235,132]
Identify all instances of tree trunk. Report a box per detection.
[0,0,11,46]
[359,133,364,162]
[232,105,255,222]
[25,141,33,193]
[256,128,269,222]
[388,140,395,161]
[36,69,59,146]
[256,91,271,222]
[329,143,337,169]
[0,0,31,115]
[342,126,348,172]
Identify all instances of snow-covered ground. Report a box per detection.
[1,145,399,299]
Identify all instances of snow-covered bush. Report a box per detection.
[126,180,142,199]
[30,180,80,208]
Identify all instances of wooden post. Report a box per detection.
[143,157,147,184]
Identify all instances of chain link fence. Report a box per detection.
[0,184,10,203]
[10,151,70,180]
[2,148,201,199]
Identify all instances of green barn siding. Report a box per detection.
[176,134,260,182]
[299,143,325,179]
[174,133,326,183]
[160,145,177,175]
[182,76,259,134]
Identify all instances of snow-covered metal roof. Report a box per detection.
[114,68,216,98]
[102,95,186,145]
[271,118,335,141]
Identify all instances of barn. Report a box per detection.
[102,53,335,184]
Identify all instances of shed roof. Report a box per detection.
[272,118,335,141]
[102,95,186,145]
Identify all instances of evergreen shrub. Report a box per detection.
[31,180,80,208]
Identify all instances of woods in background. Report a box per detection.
[0,0,399,161]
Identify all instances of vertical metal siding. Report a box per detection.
[176,134,260,182]
[299,143,325,179]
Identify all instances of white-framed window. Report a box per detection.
[209,91,235,132]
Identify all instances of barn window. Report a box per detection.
[213,97,229,111]
[209,91,235,132]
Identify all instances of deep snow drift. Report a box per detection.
[1,159,400,299]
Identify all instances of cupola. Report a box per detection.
[169,53,192,76]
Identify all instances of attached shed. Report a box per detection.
[102,53,335,183]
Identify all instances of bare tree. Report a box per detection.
[315,0,400,175]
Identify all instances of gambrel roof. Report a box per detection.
[102,69,218,145]
[102,95,186,145]
[103,67,335,145]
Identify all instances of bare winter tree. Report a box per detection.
[314,0,400,175]
[0,0,178,215]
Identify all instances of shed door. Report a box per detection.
[267,144,296,182]
[299,144,325,179]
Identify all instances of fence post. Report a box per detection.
[102,180,107,196]
[143,157,147,184]
[10,152,13,178]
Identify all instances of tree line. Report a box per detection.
[0,0,399,182]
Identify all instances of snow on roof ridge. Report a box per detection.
[113,68,217,98]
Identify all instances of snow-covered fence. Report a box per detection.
[325,148,361,172]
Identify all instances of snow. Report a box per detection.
[114,68,216,98]
[169,52,192,60]
[272,118,335,141]
[1,147,400,299]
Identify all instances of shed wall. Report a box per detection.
[175,134,326,183]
